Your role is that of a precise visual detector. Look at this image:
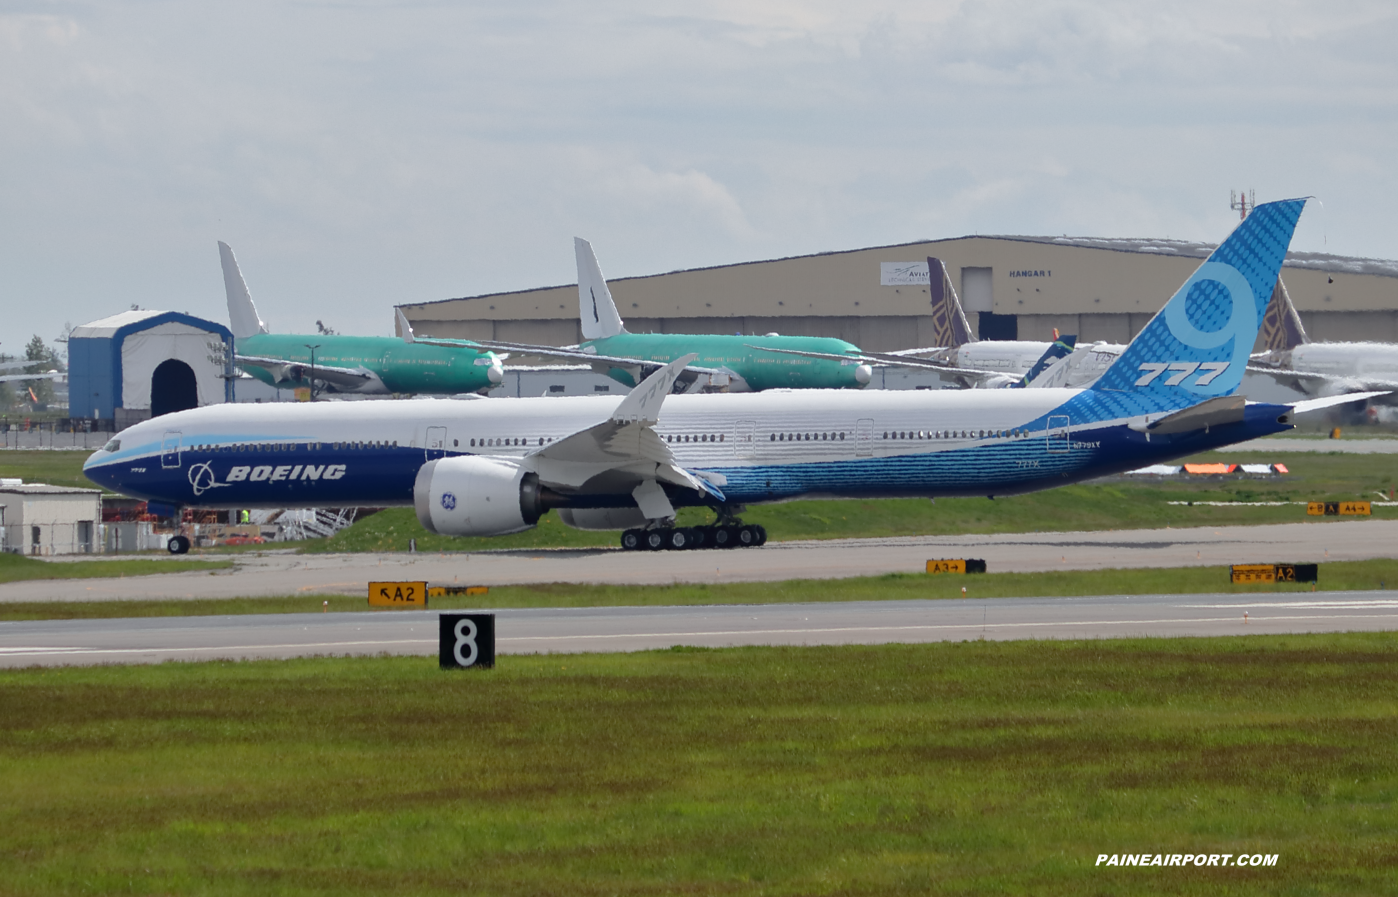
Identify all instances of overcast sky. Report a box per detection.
[2,0,1395,352]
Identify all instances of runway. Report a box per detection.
[3,591,1396,668]
[6,519,1397,604]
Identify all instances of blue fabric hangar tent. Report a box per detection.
[67,311,234,426]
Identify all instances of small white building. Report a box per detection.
[0,482,102,555]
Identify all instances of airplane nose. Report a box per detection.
[82,453,115,489]
[854,364,873,385]
[487,363,504,385]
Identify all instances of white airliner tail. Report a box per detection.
[575,237,626,341]
[218,242,269,339]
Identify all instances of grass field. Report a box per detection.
[0,552,230,586]
[2,635,1395,895]
[0,449,105,491]
[3,559,1395,621]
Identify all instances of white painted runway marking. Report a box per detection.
[0,639,434,658]
[498,612,1398,643]
[1179,600,1398,609]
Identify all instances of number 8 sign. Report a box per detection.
[439,613,495,669]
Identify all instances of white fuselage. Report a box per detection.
[83,386,1290,513]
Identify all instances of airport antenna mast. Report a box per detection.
[1230,189,1255,220]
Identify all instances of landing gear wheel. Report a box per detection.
[167,535,191,555]
[667,528,694,550]
[620,529,642,551]
[688,527,707,548]
[753,525,767,546]
[737,525,758,547]
[644,529,668,551]
[712,525,738,549]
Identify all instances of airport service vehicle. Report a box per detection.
[219,242,505,396]
[86,200,1373,553]
[411,238,875,393]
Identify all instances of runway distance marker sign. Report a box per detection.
[368,581,428,608]
[440,613,495,669]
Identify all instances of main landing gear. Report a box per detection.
[620,523,767,551]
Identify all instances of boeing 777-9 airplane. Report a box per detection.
[86,199,1376,553]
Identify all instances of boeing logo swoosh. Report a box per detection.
[188,462,232,497]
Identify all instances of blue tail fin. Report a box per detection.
[1091,198,1307,414]
[1014,334,1076,388]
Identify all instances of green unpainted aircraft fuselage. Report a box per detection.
[238,333,499,395]
[582,333,870,391]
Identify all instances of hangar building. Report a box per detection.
[68,310,234,427]
[399,235,1398,353]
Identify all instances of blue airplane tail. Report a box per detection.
[1014,334,1076,388]
[1089,198,1307,417]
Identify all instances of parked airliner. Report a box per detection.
[1249,280,1398,413]
[220,242,505,396]
[86,199,1373,553]
[408,238,875,393]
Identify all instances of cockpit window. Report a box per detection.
[103,439,121,453]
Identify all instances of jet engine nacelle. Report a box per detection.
[413,456,544,536]
[557,507,650,531]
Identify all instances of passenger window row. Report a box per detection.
[883,429,1028,440]
[470,437,557,448]
[188,441,398,452]
[770,432,844,442]
[665,434,724,443]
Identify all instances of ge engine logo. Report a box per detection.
[440,491,457,511]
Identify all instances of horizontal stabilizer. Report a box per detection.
[1128,395,1246,435]
[1289,390,1393,415]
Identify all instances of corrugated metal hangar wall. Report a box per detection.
[399,235,1398,353]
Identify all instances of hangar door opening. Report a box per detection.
[151,359,199,417]
[961,267,1018,341]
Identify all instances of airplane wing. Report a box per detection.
[1289,390,1394,414]
[1244,364,1398,404]
[744,344,1012,388]
[522,354,725,518]
[233,354,378,389]
[469,339,724,376]
[0,371,64,383]
[0,371,63,382]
